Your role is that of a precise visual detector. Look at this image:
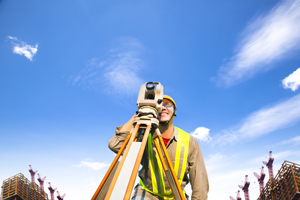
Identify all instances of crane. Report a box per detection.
[254,167,265,194]
[263,151,274,180]
[37,173,46,190]
[29,165,38,183]
[48,182,57,200]
[57,191,66,200]
[229,190,242,200]
[239,175,250,200]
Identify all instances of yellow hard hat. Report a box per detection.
[163,95,177,114]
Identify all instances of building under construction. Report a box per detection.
[231,151,300,200]
[257,161,300,200]
[1,173,49,200]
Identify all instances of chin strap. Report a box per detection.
[159,113,176,126]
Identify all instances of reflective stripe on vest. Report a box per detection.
[139,127,190,199]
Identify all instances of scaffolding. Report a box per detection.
[1,173,49,200]
[257,161,300,200]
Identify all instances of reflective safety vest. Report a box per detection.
[139,127,190,199]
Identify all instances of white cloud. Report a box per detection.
[215,0,300,86]
[282,67,300,91]
[74,160,109,171]
[8,36,17,40]
[214,93,300,145]
[278,136,300,145]
[205,153,226,173]
[70,37,144,95]
[272,150,300,160]
[191,127,212,142]
[7,36,38,61]
[13,44,38,61]
[104,51,144,95]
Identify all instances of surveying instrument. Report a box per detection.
[92,82,186,200]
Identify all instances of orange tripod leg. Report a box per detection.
[104,124,141,200]
[156,129,186,200]
[124,124,151,200]
[91,132,132,200]
[153,139,183,199]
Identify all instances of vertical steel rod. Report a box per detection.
[290,165,299,192]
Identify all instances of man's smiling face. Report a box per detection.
[159,99,175,122]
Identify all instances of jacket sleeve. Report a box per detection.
[188,136,209,200]
[108,125,131,154]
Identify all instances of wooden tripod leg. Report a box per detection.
[104,124,140,200]
[91,132,132,200]
[123,124,152,200]
[155,129,186,200]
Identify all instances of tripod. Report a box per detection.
[92,82,186,200]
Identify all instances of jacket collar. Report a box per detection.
[171,126,179,142]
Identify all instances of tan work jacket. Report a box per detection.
[108,126,209,200]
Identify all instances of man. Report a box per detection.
[108,95,209,200]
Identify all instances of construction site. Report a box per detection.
[230,152,300,200]
[1,156,299,200]
[1,165,65,200]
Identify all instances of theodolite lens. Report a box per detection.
[146,82,155,90]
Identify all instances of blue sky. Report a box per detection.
[1,0,300,199]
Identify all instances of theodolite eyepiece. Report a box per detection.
[145,82,155,99]
[146,82,155,90]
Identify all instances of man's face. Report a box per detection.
[159,99,175,122]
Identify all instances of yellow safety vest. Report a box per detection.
[139,127,190,199]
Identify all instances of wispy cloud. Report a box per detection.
[282,67,300,91]
[214,93,300,145]
[205,153,226,173]
[191,127,212,142]
[277,136,300,146]
[70,37,145,95]
[215,0,300,86]
[250,150,300,164]
[74,160,109,171]
[7,36,38,61]
[272,150,300,160]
